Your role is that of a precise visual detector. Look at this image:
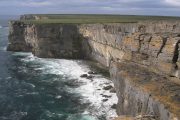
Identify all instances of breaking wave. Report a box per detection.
[9,52,118,120]
[0,22,117,120]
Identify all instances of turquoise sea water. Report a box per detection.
[0,18,117,120]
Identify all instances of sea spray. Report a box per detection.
[0,18,117,120]
[12,52,118,120]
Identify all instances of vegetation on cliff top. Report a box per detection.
[19,14,180,24]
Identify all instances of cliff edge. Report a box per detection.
[7,15,180,120]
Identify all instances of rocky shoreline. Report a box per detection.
[7,15,180,120]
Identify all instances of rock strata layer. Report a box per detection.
[7,19,180,120]
[8,22,83,58]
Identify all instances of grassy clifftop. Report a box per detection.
[18,14,180,24]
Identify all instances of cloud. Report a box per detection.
[20,1,52,7]
[0,0,180,16]
[165,0,180,7]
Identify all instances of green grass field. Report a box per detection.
[19,14,180,24]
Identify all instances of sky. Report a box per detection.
[0,0,180,16]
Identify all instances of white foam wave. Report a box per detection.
[26,92,39,95]
[13,52,33,57]
[19,53,36,62]
[17,52,118,119]
[55,95,62,99]
[76,77,118,119]
[0,46,7,51]
[27,83,36,88]
[6,76,12,79]
[67,114,96,120]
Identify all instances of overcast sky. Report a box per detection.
[0,0,180,16]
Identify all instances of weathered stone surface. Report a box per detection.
[80,74,88,78]
[8,21,180,76]
[88,71,97,74]
[7,21,32,52]
[79,22,180,79]
[103,85,113,90]
[8,22,84,59]
[114,115,157,120]
[110,62,180,120]
[7,20,180,119]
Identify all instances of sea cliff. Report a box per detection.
[7,15,180,120]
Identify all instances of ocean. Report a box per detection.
[0,16,117,120]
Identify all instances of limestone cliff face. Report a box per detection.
[8,20,180,120]
[78,22,180,120]
[8,21,32,52]
[79,21,180,78]
[8,21,83,58]
[110,62,180,120]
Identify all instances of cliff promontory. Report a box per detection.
[7,15,180,120]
